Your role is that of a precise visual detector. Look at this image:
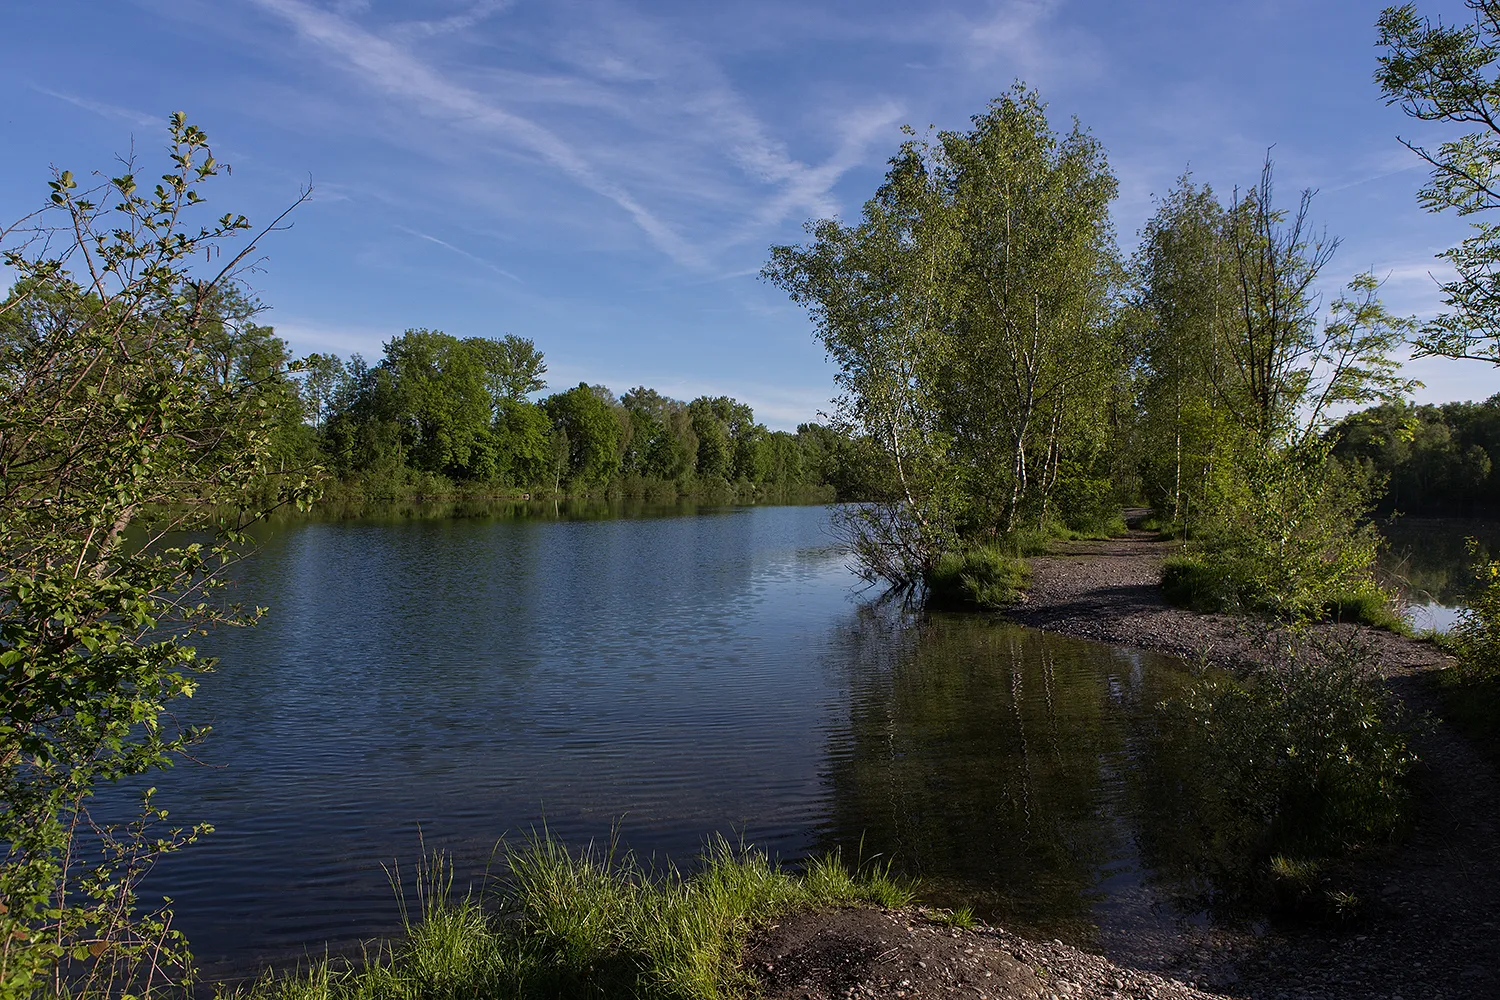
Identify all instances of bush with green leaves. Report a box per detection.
[1451,541,1500,676]
[0,116,312,998]
[1161,631,1415,905]
[923,544,1031,610]
[1165,441,1395,623]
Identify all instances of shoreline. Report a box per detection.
[1001,528,1449,676]
[752,530,1499,999]
[994,530,1498,999]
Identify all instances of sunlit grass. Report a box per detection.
[232,833,912,1000]
[925,544,1031,610]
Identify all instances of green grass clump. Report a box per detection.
[234,834,912,1000]
[1321,585,1407,632]
[1160,554,1404,631]
[925,544,1031,610]
[1160,554,1235,612]
[929,906,976,930]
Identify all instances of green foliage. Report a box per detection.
[1046,474,1125,536]
[1128,174,1238,525]
[924,545,1030,610]
[236,836,911,1000]
[1163,633,1416,906]
[1160,554,1235,612]
[1127,163,1412,622]
[929,906,976,930]
[311,355,856,501]
[466,334,548,402]
[1164,444,1394,621]
[544,385,623,489]
[1451,539,1500,675]
[765,85,1126,589]
[382,329,497,479]
[1323,586,1409,633]
[1331,395,1500,516]
[1436,665,1500,770]
[1377,1,1500,366]
[0,116,313,998]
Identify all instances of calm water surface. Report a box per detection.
[1378,518,1500,632]
[134,505,1219,977]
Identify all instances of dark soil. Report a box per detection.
[746,906,1232,1000]
[741,528,1500,999]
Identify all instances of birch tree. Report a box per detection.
[765,86,1124,589]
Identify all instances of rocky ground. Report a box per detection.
[747,907,1233,1000]
[741,527,1500,999]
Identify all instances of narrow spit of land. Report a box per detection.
[744,529,1500,1000]
[1004,528,1500,1000]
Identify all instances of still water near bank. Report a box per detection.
[144,506,1216,977]
[1378,518,1500,632]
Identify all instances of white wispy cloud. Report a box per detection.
[536,3,901,239]
[248,0,896,275]
[389,0,512,40]
[251,0,705,266]
[395,224,522,282]
[270,316,393,356]
[950,0,1102,84]
[29,85,160,128]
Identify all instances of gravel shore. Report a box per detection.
[748,906,1236,1000]
[1001,529,1500,1000]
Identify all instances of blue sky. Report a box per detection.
[1,0,1493,428]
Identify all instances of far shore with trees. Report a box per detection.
[169,307,887,510]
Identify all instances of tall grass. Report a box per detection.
[1160,552,1404,630]
[924,544,1031,610]
[235,833,911,1000]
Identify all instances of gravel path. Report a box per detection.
[1000,529,1500,1000]
[1002,530,1445,674]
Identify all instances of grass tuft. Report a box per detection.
[232,833,913,1000]
[924,544,1031,610]
[1161,555,1406,631]
[1160,554,1235,612]
[929,906,977,930]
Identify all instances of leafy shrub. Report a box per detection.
[1175,443,1391,621]
[925,545,1031,610]
[1452,540,1500,677]
[1161,554,1235,611]
[1050,475,1124,536]
[2,118,316,999]
[1163,632,1415,905]
[1322,584,1406,632]
[1436,542,1500,767]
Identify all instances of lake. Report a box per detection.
[1377,517,1500,632]
[129,505,1252,979]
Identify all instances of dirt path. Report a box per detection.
[1002,530,1500,1000]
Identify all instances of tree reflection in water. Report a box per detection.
[815,606,1228,947]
